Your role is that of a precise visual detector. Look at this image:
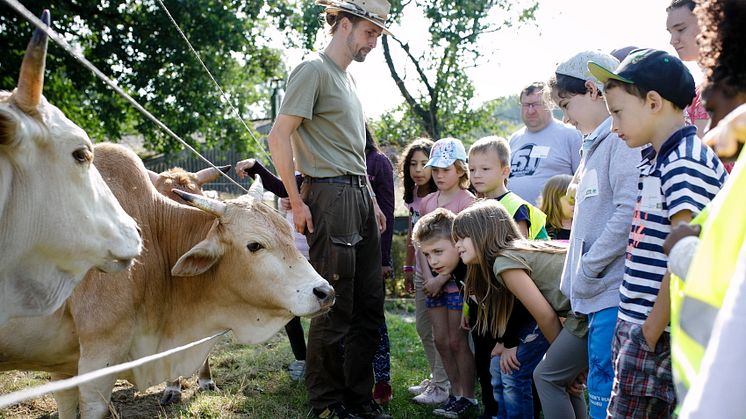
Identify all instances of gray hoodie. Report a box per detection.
[560,117,641,314]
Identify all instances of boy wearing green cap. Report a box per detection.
[588,49,727,417]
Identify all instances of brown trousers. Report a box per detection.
[301,178,385,409]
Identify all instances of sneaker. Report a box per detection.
[313,403,361,419]
[407,378,431,395]
[372,381,392,405]
[441,397,478,418]
[350,399,392,419]
[431,395,458,415]
[412,382,450,405]
[287,359,305,381]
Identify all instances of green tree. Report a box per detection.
[1,0,296,153]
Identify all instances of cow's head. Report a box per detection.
[169,186,334,342]
[0,11,142,323]
[148,164,230,203]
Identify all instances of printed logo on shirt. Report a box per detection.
[410,207,421,227]
[510,143,544,178]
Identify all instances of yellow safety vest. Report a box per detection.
[499,192,549,240]
[670,148,746,404]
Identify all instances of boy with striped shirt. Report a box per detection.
[589,49,727,418]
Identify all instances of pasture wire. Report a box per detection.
[0,1,286,409]
[0,329,230,409]
[154,0,274,164]
[2,0,251,194]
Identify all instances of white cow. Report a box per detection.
[0,143,334,419]
[0,10,142,324]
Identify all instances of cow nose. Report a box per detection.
[313,284,336,307]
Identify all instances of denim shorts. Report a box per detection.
[426,290,463,310]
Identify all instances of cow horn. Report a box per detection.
[247,175,265,201]
[172,189,227,217]
[14,10,50,112]
[194,164,231,185]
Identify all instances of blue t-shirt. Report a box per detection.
[619,126,727,325]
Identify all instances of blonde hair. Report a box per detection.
[452,200,566,337]
[413,207,456,247]
[539,174,573,230]
[469,136,511,167]
[453,159,470,190]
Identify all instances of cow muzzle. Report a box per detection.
[313,283,336,312]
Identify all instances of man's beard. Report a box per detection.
[353,48,370,62]
[347,31,370,62]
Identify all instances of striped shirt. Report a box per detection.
[618,126,727,325]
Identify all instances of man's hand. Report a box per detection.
[663,223,701,255]
[641,322,660,351]
[280,197,292,212]
[500,346,521,374]
[291,200,314,234]
[235,158,256,179]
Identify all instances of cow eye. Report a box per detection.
[72,147,92,164]
[247,242,263,253]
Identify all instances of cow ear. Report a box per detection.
[171,237,224,277]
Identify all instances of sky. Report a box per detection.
[285,0,701,119]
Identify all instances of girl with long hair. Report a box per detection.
[453,200,587,418]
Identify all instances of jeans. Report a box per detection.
[491,322,550,419]
[587,307,617,419]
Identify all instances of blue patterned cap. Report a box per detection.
[425,137,467,168]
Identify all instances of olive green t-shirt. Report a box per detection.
[278,52,367,177]
[493,249,588,337]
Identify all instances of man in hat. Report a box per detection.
[267,1,391,418]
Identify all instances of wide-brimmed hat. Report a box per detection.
[315,0,393,35]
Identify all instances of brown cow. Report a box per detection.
[148,164,232,404]
[0,143,334,419]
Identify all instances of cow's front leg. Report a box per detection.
[76,347,124,419]
[51,373,79,419]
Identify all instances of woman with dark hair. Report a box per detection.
[365,127,397,405]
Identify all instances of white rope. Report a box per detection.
[2,0,249,194]
[154,0,274,164]
[0,329,230,409]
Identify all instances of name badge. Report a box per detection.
[529,146,551,159]
[580,169,599,202]
[640,177,663,211]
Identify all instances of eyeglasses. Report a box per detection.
[521,102,545,110]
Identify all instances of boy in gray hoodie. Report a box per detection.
[533,51,641,419]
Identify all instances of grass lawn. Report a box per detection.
[0,300,482,418]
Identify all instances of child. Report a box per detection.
[413,208,475,418]
[588,48,727,417]
[452,200,588,419]
[537,50,643,419]
[416,137,476,416]
[538,174,574,241]
[466,135,548,418]
[468,136,549,240]
[399,138,449,404]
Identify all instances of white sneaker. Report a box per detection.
[412,383,450,405]
[407,378,431,395]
